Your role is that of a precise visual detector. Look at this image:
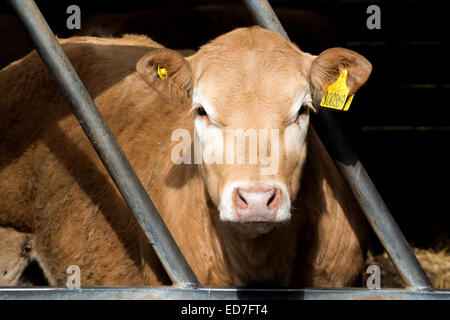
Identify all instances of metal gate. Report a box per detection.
[1,0,449,300]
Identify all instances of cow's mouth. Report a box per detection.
[228,221,280,235]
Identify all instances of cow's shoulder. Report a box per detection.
[1,34,163,98]
[57,35,162,87]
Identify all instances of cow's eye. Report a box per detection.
[298,104,308,116]
[195,105,212,125]
[196,106,207,117]
[294,103,310,124]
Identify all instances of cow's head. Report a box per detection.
[137,27,371,235]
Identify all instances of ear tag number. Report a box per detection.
[157,64,168,80]
[320,69,354,111]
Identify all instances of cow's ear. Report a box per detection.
[309,48,372,107]
[136,48,193,102]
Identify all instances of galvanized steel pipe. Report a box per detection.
[9,0,199,288]
[243,0,433,289]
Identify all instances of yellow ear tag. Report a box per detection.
[320,69,354,111]
[342,93,354,111]
[157,64,168,80]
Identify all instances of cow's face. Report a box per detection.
[137,27,371,235]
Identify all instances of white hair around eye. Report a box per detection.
[287,86,313,125]
[192,88,216,116]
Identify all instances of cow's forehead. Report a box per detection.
[189,26,311,78]
[188,27,312,126]
[196,48,307,88]
[191,51,309,126]
[191,35,309,85]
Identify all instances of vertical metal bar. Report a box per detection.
[243,0,433,289]
[9,0,199,288]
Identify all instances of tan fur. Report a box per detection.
[0,29,368,287]
[0,228,33,285]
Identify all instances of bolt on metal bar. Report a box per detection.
[9,0,199,288]
[243,0,432,289]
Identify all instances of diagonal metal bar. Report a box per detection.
[243,0,432,289]
[8,0,199,288]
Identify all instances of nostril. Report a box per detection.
[267,192,276,207]
[267,188,281,209]
[236,189,248,209]
[238,191,247,205]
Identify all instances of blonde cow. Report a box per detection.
[0,27,371,287]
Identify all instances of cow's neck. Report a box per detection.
[205,193,304,287]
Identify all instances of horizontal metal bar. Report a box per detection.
[9,0,199,287]
[0,287,449,300]
[243,0,433,289]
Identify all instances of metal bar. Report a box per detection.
[243,0,433,289]
[9,0,199,288]
[313,112,433,289]
[0,287,449,300]
[244,0,289,40]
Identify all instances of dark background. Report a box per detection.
[0,0,449,252]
